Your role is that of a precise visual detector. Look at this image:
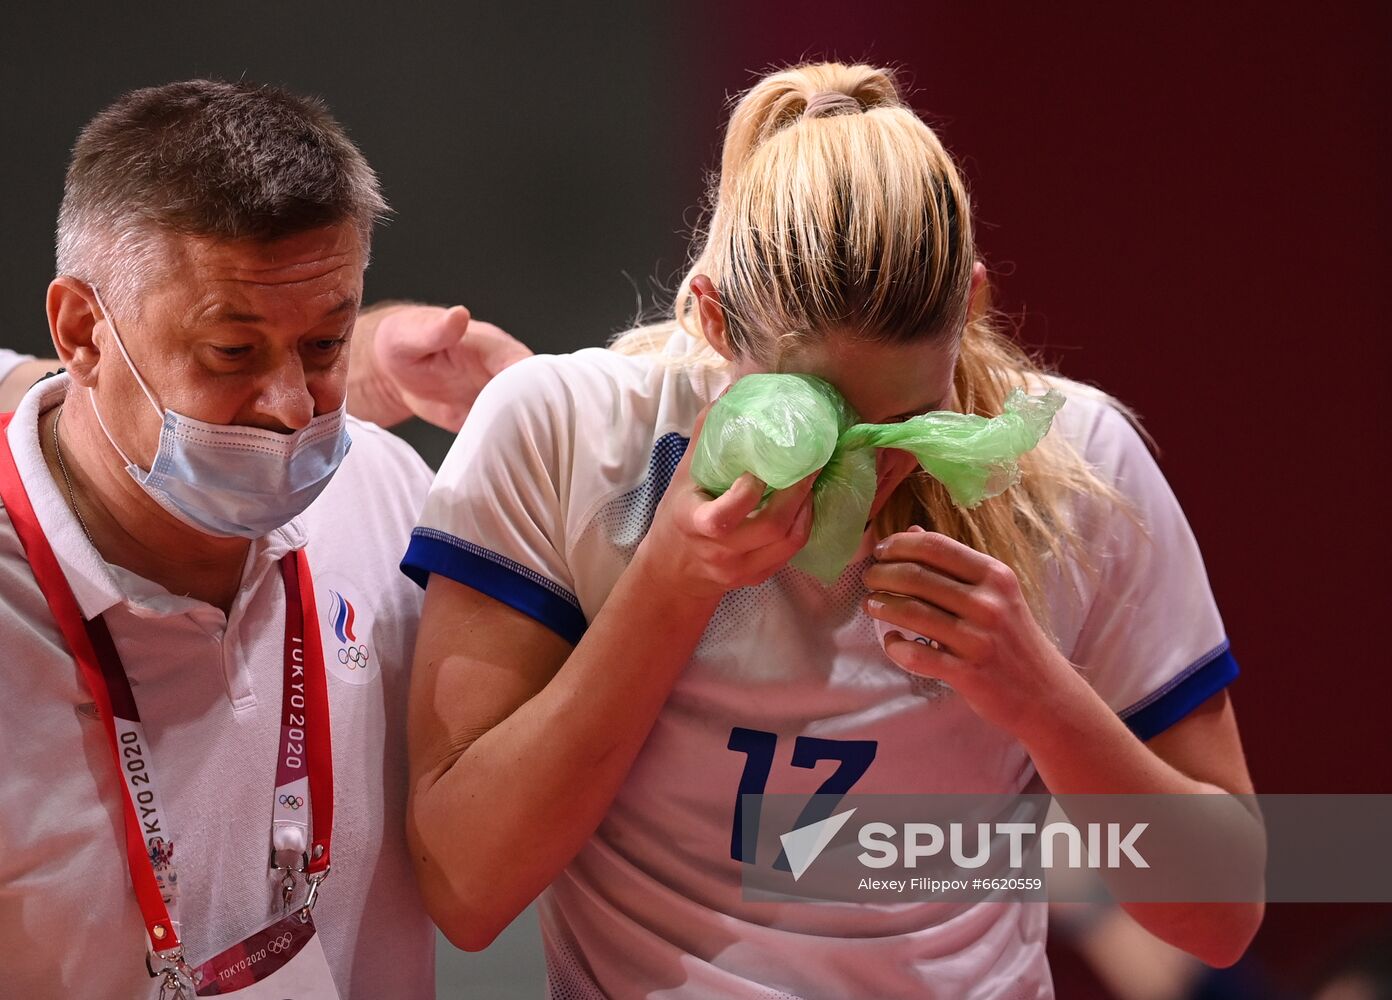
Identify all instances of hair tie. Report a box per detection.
[802,91,862,120]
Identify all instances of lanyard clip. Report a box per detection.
[270,848,310,914]
[297,864,331,923]
[147,948,196,999]
[269,846,310,875]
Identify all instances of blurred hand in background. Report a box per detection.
[349,302,533,432]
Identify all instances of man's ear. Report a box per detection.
[47,277,103,387]
[690,274,737,363]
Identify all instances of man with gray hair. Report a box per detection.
[0,79,516,998]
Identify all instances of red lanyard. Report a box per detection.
[0,412,333,961]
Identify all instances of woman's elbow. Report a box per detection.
[1197,900,1265,968]
[408,821,527,952]
[410,848,520,952]
[432,902,511,953]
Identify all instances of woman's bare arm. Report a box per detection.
[407,437,816,949]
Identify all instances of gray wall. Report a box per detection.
[2,2,694,466]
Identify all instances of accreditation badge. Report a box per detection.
[191,912,340,998]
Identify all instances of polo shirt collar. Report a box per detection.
[7,373,307,621]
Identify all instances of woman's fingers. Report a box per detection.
[862,559,976,618]
[880,630,967,678]
[729,490,816,580]
[696,468,818,544]
[788,486,816,545]
[873,529,995,584]
[746,470,818,539]
[864,591,980,658]
[650,394,824,595]
[693,472,767,536]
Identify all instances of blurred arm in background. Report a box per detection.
[0,351,54,411]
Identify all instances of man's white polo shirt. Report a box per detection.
[0,374,436,998]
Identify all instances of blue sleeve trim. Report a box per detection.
[1118,640,1240,741]
[400,528,586,645]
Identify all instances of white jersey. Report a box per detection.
[0,374,437,998]
[404,329,1238,1000]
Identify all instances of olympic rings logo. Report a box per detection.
[267,932,294,955]
[337,644,370,669]
[277,794,304,810]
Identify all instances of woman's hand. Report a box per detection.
[632,404,818,604]
[862,525,1080,733]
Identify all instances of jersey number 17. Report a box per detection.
[727,726,878,869]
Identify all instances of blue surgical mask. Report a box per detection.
[87,288,352,539]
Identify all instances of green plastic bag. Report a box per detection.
[691,374,1065,582]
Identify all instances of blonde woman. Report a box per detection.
[402,63,1261,997]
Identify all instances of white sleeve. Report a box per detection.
[399,355,586,644]
[1069,402,1239,741]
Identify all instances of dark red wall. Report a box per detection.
[685,3,1391,992]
